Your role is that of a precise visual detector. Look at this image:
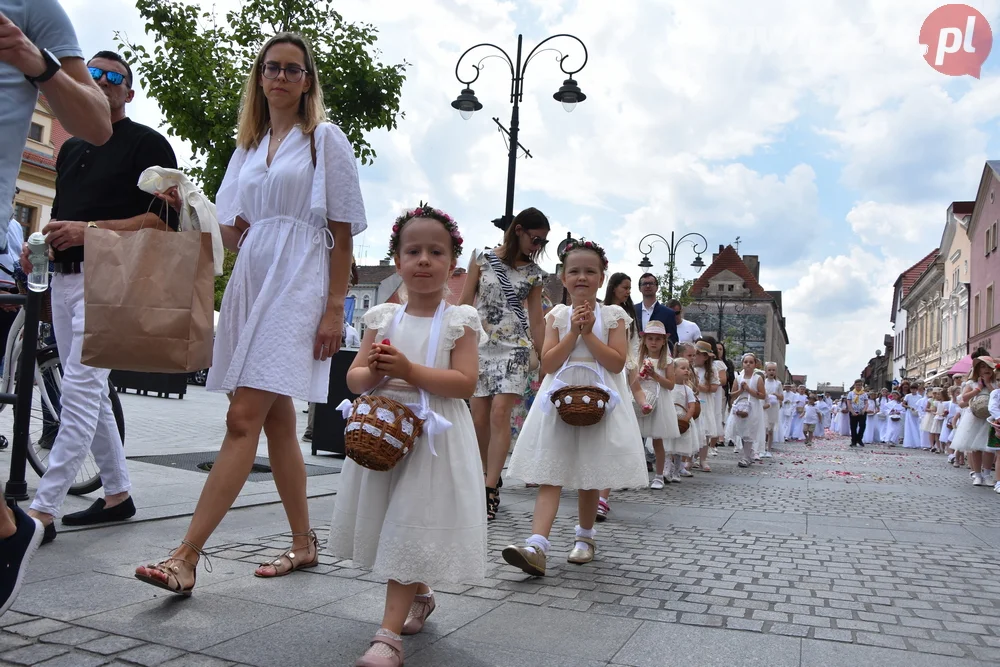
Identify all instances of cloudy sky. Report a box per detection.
[59,0,1000,386]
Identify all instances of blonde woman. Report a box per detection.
[136,32,366,594]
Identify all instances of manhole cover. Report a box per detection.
[128,451,340,482]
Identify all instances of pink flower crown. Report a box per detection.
[386,202,464,258]
[559,238,608,270]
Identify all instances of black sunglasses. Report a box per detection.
[88,67,126,86]
[529,235,548,248]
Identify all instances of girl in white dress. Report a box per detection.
[726,353,766,467]
[631,321,679,488]
[502,241,648,576]
[778,385,794,443]
[942,385,960,463]
[788,386,806,440]
[673,342,703,476]
[862,392,878,444]
[692,340,721,471]
[329,208,487,666]
[951,357,998,486]
[136,33,366,594]
[930,388,946,452]
[883,392,904,444]
[763,363,784,453]
[875,389,889,443]
[663,358,698,482]
[836,397,852,437]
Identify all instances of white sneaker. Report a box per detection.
[709,448,719,457]
[973,473,984,486]
[670,473,681,483]
[737,460,750,468]
[679,466,694,478]
[650,476,665,490]
[994,481,1000,494]
[762,451,773,459]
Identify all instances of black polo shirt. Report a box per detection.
[51,116,178,262]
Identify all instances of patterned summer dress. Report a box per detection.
[472,249,546,397]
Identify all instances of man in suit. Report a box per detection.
[635,273,678,351]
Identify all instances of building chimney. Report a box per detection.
[379,259,390,266]
[743,255,760,280]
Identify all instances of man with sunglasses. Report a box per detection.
[19,50,178,544]
[635,272,678,351]
[0,0,116,618]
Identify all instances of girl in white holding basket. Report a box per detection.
[725,353,767,467]
[501,240,648,577]
[327,205,486,667]
[630,320,679,489]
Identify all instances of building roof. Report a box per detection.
[689,245,770,298]
[20,148,56,171]
[791,374,807,384]
[895,249,939,301]
[355,263,398,285]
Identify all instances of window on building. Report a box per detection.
[13,203,34,229]
[717,284,724,291]
[27,123,43,143]
[975,293,982,334]
[727,284,734,291]
[954,268,961,291]
[362,295,370,308]
[988,228,993,256]
[988,285,995,330]
[993,222,998,252]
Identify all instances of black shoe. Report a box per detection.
[0,505,44,615]
[302,431,313,442]
[41,521,56,545]
[62,497,136,526]
[849,443,857,447]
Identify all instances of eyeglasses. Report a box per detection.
[88,67,126,86]
[261,62,308,82]
[529,235,548,248]
[639,281,657,287]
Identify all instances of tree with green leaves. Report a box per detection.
[117,0,406,308]
[657,259,695,307]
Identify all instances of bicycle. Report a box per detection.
[0,295,126,495]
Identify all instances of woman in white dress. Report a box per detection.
[951,357,998,486]
[136,33,366,593]
[902,384,923,448]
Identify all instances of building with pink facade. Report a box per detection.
[967,161,1000,354]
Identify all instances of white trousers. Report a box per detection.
[30,270,130,517]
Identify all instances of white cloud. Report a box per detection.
[55,0,1000,385]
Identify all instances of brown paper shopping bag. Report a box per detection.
[81,227,214,373]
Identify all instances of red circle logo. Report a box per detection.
[919,4,993,78]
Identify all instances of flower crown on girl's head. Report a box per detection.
[386,202,464,258]
[559,238,609,270]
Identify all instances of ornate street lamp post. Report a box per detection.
[637,232,708,300]
[452,34,588,231]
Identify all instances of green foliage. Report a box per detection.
[215,250,237,311]
[657,259,695,307]
[116,0,407,310]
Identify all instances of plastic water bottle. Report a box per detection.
[26,232,49,292]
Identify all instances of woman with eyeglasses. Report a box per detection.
[135,32,366,595]
[460,208,550,521]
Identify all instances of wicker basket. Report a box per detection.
[16,281,51,324]
[691,400,702,420]
[343,395,424,471]
[677,416,690,434]
[971,394,991,420]
[551,385,610,427]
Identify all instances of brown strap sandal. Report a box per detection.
[254,529,319,578]
[134,540,211,596]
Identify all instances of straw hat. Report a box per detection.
[694,340,716,357]
[971,356,999,375]
[642,320,667,337]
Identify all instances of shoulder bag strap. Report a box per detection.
[485,250,532,340]
[310,132,317,168]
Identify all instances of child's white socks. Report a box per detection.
[525,534,550,554]
[574,525,596,552]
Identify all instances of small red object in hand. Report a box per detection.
[381,339,390,346]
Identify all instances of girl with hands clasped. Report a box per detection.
[725,353,767,468]
[630,321,679,489]
[328,206,487,667]
[501,240,648,577]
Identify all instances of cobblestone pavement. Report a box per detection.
[5,433,1000,665]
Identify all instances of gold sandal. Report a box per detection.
[254,529,319,578]
[134,540,211,596]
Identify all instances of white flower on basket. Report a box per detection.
[582,395,592,405]
[598,399,606,409]
[554,398,562,407]
[565,396,573,404]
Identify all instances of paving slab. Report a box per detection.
[612,621,801,667]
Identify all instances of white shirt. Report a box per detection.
[803,405,821,424]
[640,301,656,331]
[344,323,361,348]
[0,217,22,287]
[676,319,702,344]
[989,388,1000,421]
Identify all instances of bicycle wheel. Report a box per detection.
[24,347,126,496]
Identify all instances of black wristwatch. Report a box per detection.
[24,48,61,88]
